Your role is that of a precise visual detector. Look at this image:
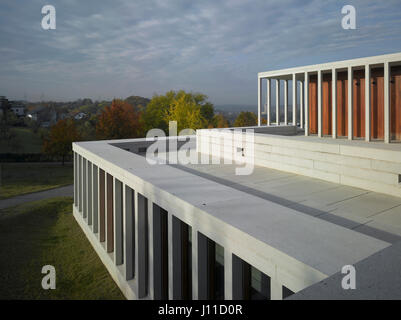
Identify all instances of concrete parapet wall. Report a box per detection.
[197,129,401,198]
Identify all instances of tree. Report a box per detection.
[164,92,207,132]
[43,119,81,165]
[142,91,176,133]
[96,99,144,139]
[233,111,257,127]
[144,90,215,133]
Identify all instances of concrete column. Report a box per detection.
[197,231,209,300]
[292,73,297,126]
[224,249,233,300]
[114,178,123,266]
[270,278,283,300]
[124,185,134,280]
[284,80,288,125]
[148,202,155,299]
[318,70,322,137]
[300,81,304,129]
[332,68,337,139]
[348,66,353,140]
[266,79,271,126]
[78,155,82,212]
[365,65,371,142]
[74,153,77,206]
[305,72,309,136]
[191,227,199,300]
[106,173,114,253]
[258,77,262,126]
[92,165,99,233]
[83,158,87,218]
[99,169,106,242]
[135,193,148,298]
[87,161,92,226]
[384,62,390,143]
[276,79,280,125]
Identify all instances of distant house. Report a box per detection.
[74,112,87,120]
[27,112,38,121]
[9,102,26,117]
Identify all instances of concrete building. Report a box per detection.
[257,52,401,143]
[73,53,401,300]
[9,102,26,117]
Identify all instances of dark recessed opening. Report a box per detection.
[398,174,401,184]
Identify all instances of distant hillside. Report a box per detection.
[215,104,257,113]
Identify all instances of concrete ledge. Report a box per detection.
[288,241,401,300]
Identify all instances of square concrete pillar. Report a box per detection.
[224,249,233,300]
[266,78,271,126]
[258,77,262,126]
[135,193,148,298]
[124,185,135,281]
[191,228,199,300]
[87,161,92,226]
[365,64,371,142]
[106,173,114,253]
[82,158,87,218]
[304,72,309,136]
[270,278,283,300]
[113,178,123,265]
[73,152,77,206]
[284,80,288,125]
[348,66,354,140]
[99,169,106,242]
[92,165,99,233]
[300,81,304,129]
[292,73,297,126]
[78,155,82,212]
[148,202,155,299]
[276,79,280,125]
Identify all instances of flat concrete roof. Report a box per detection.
[74,138,390,279]
[173,158,401,243]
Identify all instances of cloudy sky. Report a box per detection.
[1,0,401,105]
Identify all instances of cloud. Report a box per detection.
[0,0,401,104]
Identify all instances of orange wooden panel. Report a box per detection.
[353,70,365,139]
[371,68,384,140]
[322,74,332,136]
[336,72,348,137]
[391,66,401,141]
[106,173,114,253]
[309,75,318,134]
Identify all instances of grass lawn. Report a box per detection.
[0,197,125,299]
[0,163,73,199]
[0,127,43,153]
